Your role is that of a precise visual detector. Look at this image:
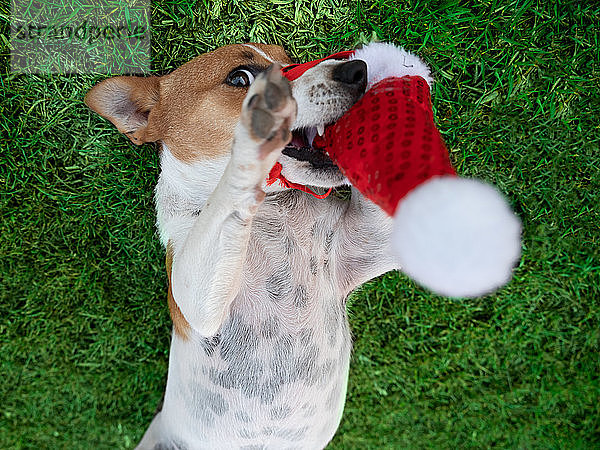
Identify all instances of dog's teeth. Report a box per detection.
[306,127,317,147]
[317,124,325,136]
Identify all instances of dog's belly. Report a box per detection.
[158,296,352,449]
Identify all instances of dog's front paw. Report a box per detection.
[239,63,297,163]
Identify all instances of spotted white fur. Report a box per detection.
[138,48,399,449]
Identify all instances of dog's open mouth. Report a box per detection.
[282,126,337,169]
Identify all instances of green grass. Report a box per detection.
[1,0,599,448]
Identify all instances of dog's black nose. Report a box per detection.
[333,60,367,92]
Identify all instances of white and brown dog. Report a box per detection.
[85,43,429,449]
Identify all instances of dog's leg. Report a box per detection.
[170,64,296,337]
[335,187,398,294]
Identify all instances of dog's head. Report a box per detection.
[85,43,366,189]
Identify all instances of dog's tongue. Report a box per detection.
[312,76,456,215]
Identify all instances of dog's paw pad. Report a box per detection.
[251,107,276,140]
[242,63,296,151]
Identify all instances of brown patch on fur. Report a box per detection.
[166,242,191,339]
[148,43,292,162]
[85,43,293,162]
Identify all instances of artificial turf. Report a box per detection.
[1,0,599,448]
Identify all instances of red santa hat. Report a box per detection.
[280,43,522,298]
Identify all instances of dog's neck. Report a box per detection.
[154,144,340,248]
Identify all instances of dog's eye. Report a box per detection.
[226,69,255,88]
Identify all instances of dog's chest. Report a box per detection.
[161,194,353,448]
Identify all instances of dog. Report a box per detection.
[85,43,403,449]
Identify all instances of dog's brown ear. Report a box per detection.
[85,76,160,145]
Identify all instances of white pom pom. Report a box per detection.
[391,176,522,298]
